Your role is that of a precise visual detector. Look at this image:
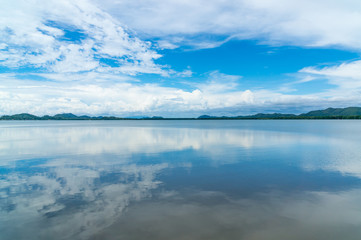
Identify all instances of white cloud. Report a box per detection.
[94,0,361,49]
[300,60,361,89]
[196,71,241,93]
[1,70,360,116]
[0,0,165,75]
[0,72,257,116]
[2,0,361,115]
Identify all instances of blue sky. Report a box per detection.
[1,0,361,117]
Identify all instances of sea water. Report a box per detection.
[1,120,361,240]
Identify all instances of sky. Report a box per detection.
[1,0,361,117]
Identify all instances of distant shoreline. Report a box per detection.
[1,117,361,120]
[2,107,361,120]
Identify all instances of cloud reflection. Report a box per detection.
[0,121,329,163]
[90,189,361,240]
[1,121,361,239]
[0,158,167,240]
[1,121,361,178]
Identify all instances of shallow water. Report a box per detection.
[1,120,361,240]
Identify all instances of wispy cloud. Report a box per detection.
[300,60,361,89]
[0,0,165,75]
[94,0,361,49]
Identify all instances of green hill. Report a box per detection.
[0,113,40,120]
[300,107,361,117]
[52,113,92,120]
[2,107,361,120]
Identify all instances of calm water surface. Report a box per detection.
[1,120,361,240]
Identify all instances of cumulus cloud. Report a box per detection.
[1,70,360,116]
[0,72,258,116]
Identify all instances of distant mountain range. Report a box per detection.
[2,107,361,120]
[0,113,166,120]
[299,107,361,117]
[198,107,361,119]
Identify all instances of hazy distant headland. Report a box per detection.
[2,107,361,120]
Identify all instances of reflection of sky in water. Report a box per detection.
[1,120,361,240]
